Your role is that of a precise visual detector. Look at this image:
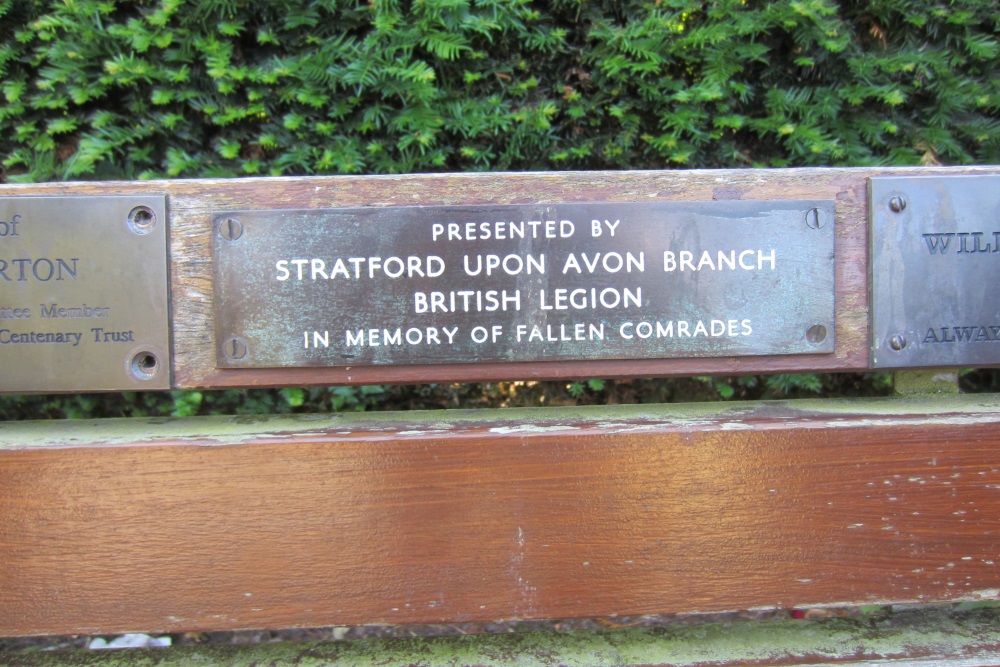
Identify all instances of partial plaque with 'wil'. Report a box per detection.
[0,196,170,393]
[871,174,1000,368]
[213,201,835,368]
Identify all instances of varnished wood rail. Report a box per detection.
[2,394,1000,637]
[1,165,997,388]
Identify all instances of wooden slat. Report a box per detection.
[1,165,997,389]
[7,607,1000,667]
[2,394,999,636]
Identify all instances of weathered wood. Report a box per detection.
[7,607,1000,667]
[1,165,996,389]
[2,395,999,637]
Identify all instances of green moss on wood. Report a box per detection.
[6,608,1000,667]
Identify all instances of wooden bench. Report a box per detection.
[3,166,1000,666]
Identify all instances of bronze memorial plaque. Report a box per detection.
[214,201,835,368]
[870,174,1000,369]
[0,196,170,392]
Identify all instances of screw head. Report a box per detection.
[219,217,243,241]
[888,196,906,213]
[224,337,248,360]
[129,350,159,380]
[805,208,825,229]
[127,206,156,235]
[806,324,828,345]
[889,334,907,351]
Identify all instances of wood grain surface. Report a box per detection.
[1,165,997,389]
[2,395,999,636]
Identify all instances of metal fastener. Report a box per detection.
[805,208,825,229]
[889,334,907,351]
[127,206,156,235]
[129,351,159,380]
[219,217,243,241]
[888,196,906,213]
[806,324,827,345]
[223,337,248,360]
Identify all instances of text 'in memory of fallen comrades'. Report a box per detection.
[213,200,836,369]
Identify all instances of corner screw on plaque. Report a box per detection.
[129,351,159,380]
[889,334,907,351]
[806,324,827,345]
[805,207,825,229]
[224,337,248,361]
[127,206,156,235]
[888,196,906,213]
[219,217,243,241]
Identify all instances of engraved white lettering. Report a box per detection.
[470,325,503,343]
[561,251,643,274]
[515,323,605,342]
[463,253,545,276]
[345,329,365,346]
[311,258,328,279]
[345,326,459,347]
[414,289,521,313]
[663,250,775,272]
[590,219,620,237]
[305,330,329,348]
[619,319,752,339]
[433,220,574,241]
[539,287,641,310]
[756,249,775,270]
[277,256,445,280]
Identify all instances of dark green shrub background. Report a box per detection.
[3,0,997,179]
[0,0,997,416]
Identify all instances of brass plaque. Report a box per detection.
[214,201,834,368]
[870,175,1000,369]
[0,196,170,392]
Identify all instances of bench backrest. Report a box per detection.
[2,167,1000,665]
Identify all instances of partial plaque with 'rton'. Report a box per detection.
[0,196,170,393]
[213,200,835,368]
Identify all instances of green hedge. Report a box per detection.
[1,0,997,181]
